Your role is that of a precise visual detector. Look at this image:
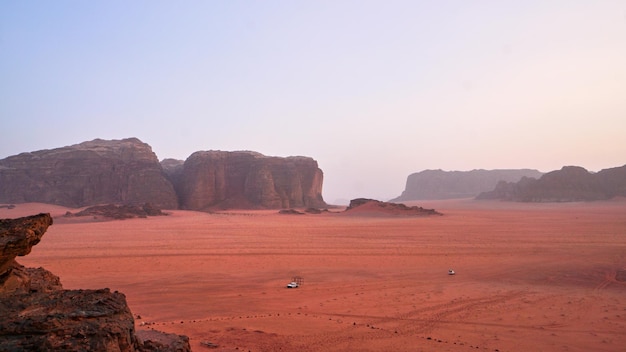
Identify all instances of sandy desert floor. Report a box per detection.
[5,199,626,352]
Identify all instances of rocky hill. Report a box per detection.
[343,198,442,216]
[179,151,326,210]
[0,213,190,351]
[392,169,543,201]
[0,139,327,210]
[0,138,178,209]
[476,165,626,202]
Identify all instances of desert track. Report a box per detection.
[8,199,626,352]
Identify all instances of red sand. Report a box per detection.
[6,199,626,352]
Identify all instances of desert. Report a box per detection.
[4,199,625,352]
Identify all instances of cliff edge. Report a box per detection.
[0,213,190,352]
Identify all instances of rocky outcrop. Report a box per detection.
[344,198,442,216]
[65,203,167,220]
[0,214,57,294]
[179,151,326,210]
[392,169,543,201]
[1,288,144,351]
[0,213,190,352]
[0,138,178,209]
[476,165,626,202]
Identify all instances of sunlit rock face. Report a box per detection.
[179,150,326,210]
[0,138,178,209]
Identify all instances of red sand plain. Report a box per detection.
[5,199,626,352]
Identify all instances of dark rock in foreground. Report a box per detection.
[1,289,141,351]
[0,213,190,352]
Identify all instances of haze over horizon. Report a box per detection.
[2,1,625,203]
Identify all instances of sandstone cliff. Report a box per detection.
[179,151,326,210]
[476,165,626,202]
[0,139,327,211]
[392,169,544,201]
[0,213,190,352]
[0,138,178,209]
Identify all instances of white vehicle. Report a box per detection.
[286,281,299,288]
[448,269,455,275]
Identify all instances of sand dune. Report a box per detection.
[5,200,625,352]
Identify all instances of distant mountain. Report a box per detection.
[391,169,543,201]
[476,165,626,202]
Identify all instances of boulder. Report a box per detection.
[0,138,178,209]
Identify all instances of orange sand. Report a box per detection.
[6,199,626,352]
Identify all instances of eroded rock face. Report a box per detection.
[0,289,142,352]
[0,138,178,209]
[0,213,54,291]
[180,151,326,210]
[0,214,190,352]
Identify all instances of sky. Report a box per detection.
[1,1,625,203]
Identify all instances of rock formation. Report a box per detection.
[0,139,327,211]
[0,213,58,294]
[392,169,543,201]
[179,151,326,210]
[0,213,190,352]
[344,198,442,216]
[66,203,167,220]
[0,138,178,209]
[476,165,626,202]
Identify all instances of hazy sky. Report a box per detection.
[2,1,625,203]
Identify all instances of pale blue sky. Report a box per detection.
[2,1,625,203]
